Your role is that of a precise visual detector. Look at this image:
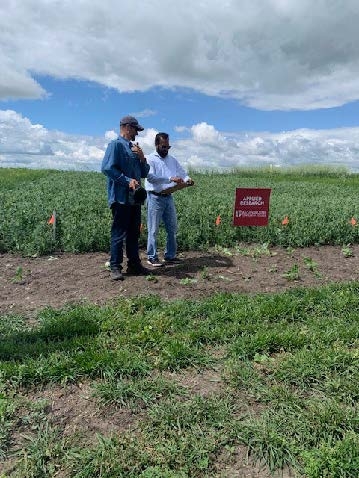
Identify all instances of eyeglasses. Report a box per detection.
[159,145,171,149]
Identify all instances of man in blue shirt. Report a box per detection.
[102,116,150,280]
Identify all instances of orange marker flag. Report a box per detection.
[215,215,221,226]
[282,216,289,226]
[350,217,357,226]
[48,214,55,225]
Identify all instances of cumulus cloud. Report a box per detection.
[175,125,359,172]
[1,0,359,110]
[191,123,223,145]
[1,110,359,172]
[0,110,106,171]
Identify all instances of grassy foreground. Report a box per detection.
[1,282,359,477]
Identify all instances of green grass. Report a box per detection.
[1,282,359,476]
[0,167,60,190]
[1,167,359,255]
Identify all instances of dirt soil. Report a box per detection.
[1,244,359,315]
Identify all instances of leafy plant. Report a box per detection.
[303,256,322,277]
[341,244,354,258]
[179,277,198,285]
[11,266,23,283]
[282,264,300,281]
[146,274,158,283]
[200,266,210,279]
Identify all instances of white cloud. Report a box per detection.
[1,111,359,172]
[1,0,359,110]
[168,122,359,172]
[105,130,117,141]
[0,59,47,100]
[137,128,158,151]
[0,110,105,171]
[191,123,223,144]
[130,109,157,118]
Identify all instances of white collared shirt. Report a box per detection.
[145,151,190,193]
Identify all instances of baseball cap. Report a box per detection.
[120,115,144,131]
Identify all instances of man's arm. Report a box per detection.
[174,158,190,182]
[130,143,150,178]
[160,157,194,193]
[101,141,131,187]
[146,159,173,185]
[140,160,150,178]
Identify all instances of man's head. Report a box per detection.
[155,132,171,158]
[120,115,144,141]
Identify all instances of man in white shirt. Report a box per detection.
[145,133,192,267]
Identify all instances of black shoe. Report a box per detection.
[110,268,124,281]
[147,257,164,267]
[126,264,150,275]
[164,257,183,264]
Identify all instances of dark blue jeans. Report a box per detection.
[110,203,141,270]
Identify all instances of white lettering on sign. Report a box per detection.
[239,196,264,206]
[236,210,267,218]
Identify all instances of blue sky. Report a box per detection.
[1,0,359,172]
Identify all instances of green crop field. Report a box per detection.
[1,165,359,256]
[1,166,359,477]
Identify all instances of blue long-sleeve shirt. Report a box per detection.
[101,136,150,206]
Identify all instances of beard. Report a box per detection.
[157,150,167,158]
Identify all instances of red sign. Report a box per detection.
[233,188,272,226]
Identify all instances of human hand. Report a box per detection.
[129,179,139,190]
[131,143,146,162]
[170,176,184,184]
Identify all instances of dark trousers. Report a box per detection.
[110,203,141,270]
